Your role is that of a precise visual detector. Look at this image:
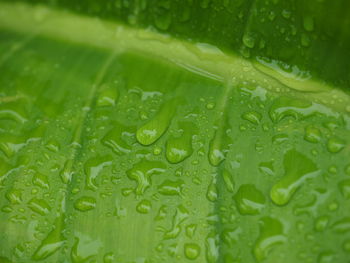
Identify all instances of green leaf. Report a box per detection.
[0,1,349,263]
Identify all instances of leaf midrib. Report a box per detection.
[0,2,349,115]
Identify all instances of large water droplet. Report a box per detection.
[136,99,179,145]
[270,149,319,206]
[234,184,266,215]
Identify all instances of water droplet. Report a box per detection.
[136,99,178,145]
[205,231,219,263]
[234,184,266,215]
[127,160,166,195]
[314,216,329,232]
[258,161,274,176]
[60,160,73,184]
[343,240,350,252]
[304,126,321,143]
[301,33,311,47]
[85,156,112,190]
[166,122,195,164]
[281,9,291,19]
[253,217,285,262]
[270,149,319,206]
[28,198,51,215]
[222,169,234,192]
[206,180,218,202]
[318,251,335,263]
[184,243,200,260]
[200,0,211,8]
[103,252,115,263]
[164,205,189,239]
[339,179,350,198]
[332,217,350,233]
[327,137,345,153]
[269,97,312,123]
[206,102,215,110]
[303,16,314,32]
[97,85,118,107]
[241,111,262,125]
[6,189,22,204]
[74,196,96,212]
[158,179,184,195]
[242,33,255,49]
[185,224,197,238]
[136,199,151,214]
[208,127,231,167]
[154,11,172,30]
[32,173,49,189]
[32,218,65,260]
[102,122,135,154]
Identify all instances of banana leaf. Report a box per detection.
[0,0,349,262]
